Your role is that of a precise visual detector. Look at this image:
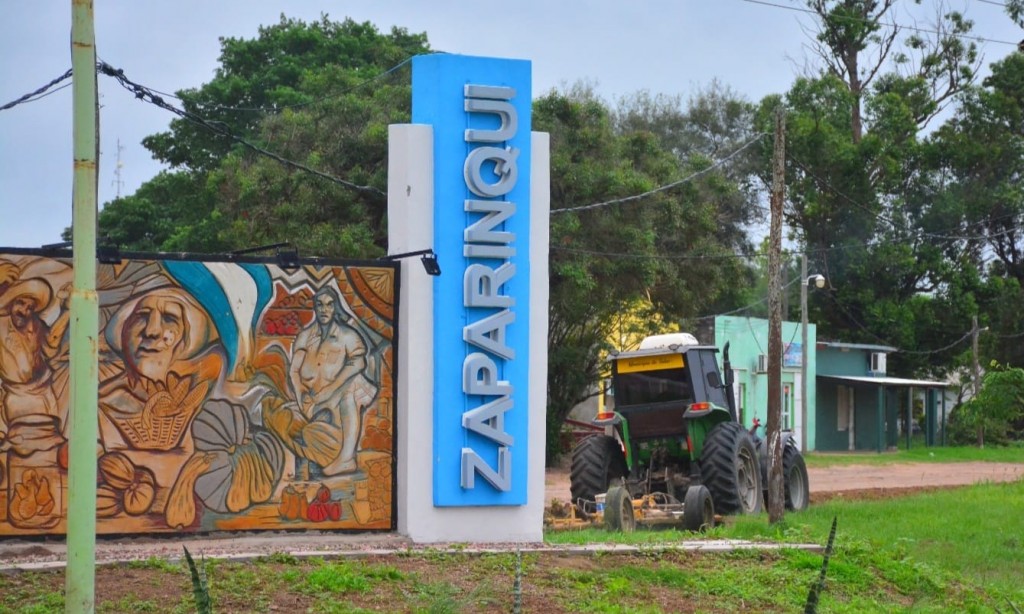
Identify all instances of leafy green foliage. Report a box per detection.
[95,15,431,256]
[949,362,1024,446]
[539,84,756,459]
[757,4,988,378]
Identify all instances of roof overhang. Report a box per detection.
[818,341,898,353]
[819,374,950,388]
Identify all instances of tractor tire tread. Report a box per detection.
[700,421,762,515]
[569,435,626,504]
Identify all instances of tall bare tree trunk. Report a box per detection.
[767,109,786,524]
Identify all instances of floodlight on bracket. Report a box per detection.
[41,241,73,250]
[39,239,121,264]
[230,242,300,272]
[384,248,441,276]
[98,244,122,264]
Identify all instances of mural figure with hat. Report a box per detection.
[0,260,71,435]
[98,285,223,453]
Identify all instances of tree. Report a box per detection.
[539,84,755,460]
[927,51,1024,368]
[949,362,1024,446]
[759,2,984,377]
[804,0,977,141]
[92,15,431,256]
[98,17,761,462]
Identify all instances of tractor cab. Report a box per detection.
[609,341,734,441]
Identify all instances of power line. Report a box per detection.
[18,82,73,105]
[738,0,1020,46]
[100,55,417,115]
[98,61,385,198]
[688,275,805,321]
[1,69,73,112]
[550,133,767,215]
[820,289,976,355]
[787,151,1024,244]
[550,246,759,261]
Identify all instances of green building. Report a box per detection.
[704,316,949,453]
[707,315,817,452]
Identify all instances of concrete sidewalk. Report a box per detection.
[0,532,822,572]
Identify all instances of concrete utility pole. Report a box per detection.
[972,315,983,447]
[66,1,100,611]
[766,108,785,524]
[800,253,808,452]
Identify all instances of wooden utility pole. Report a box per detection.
[767,108,785,524]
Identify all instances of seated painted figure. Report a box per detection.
[265,286,378,478]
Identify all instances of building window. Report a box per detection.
[736,380,747,426]
[837,385,853,431]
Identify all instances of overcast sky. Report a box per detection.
[1,1,1020,249]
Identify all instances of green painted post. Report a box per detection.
[66,1,99,611]
[941,392,947,446]
[926,389,937,447]
[876,386,884,453]
[909,388,917,450]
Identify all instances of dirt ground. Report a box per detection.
[544,461,1024,507]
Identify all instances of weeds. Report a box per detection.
[183,546,212,614]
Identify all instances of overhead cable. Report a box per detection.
[550,133,767,215]
[1,69,73,112]
[550,246,759,261]
[104,55,417,115]
[738,0,1020,46]
[97,61,385,197]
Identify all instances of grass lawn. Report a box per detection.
[3,480,1020,612]
[803,442,1024,467]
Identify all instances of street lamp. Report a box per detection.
[801,262,825,452]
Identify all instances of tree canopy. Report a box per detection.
[91,10,1024,455]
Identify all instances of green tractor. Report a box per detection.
[569,333,810,531]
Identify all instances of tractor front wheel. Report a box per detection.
[603,485,635,532]
[683,485,715,532]
[700,421,763,515]
[570,435,628,506]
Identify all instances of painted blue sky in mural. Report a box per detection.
[1,1,1021,249]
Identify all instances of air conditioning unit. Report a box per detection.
[870,352,887,375]
[756,354,768,373]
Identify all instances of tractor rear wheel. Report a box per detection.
[570,435,628,506]
[758,440,811,511]
[783,444,810,511]
[603,485,635,532]
[683,485,715,532]
[700,421,763,515]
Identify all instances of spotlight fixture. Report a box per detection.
[384,249,441,277]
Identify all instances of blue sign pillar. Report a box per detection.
[412,54,532,506]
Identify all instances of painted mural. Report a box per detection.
[0,253,396,535]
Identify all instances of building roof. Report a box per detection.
[817,341,898,353]
[819,374,950,388]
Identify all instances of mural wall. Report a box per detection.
[0,253,396,535]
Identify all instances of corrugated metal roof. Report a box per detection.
[819,374,950,387]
